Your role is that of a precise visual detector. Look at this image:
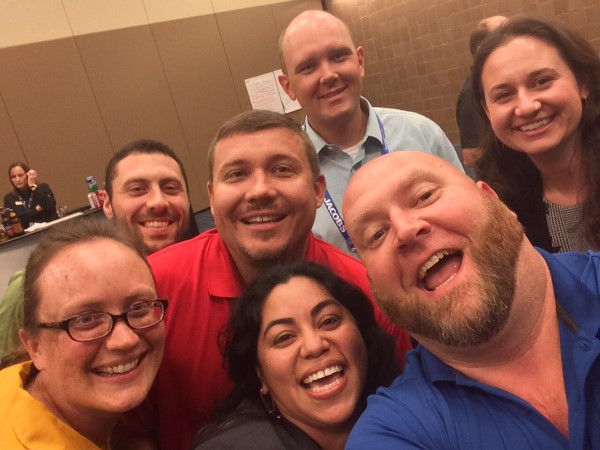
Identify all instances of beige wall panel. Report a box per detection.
[0,0,72,49]
[143,0,214,23]
[212,0,271,14]
[216,6,281,111]
[74,26,204,210]
[63,0,149,36]
[271,0,322,31]
[0,94,26,198]
[151,15,242,208]
[0,38,114,210]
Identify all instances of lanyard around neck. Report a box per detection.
[306,113,388,253]
[17,188,34,211]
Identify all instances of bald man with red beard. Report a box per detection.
[343,151,600,450]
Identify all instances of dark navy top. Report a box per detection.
[346,250,600,450]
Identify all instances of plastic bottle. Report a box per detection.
[9,209,25,236]
[87,192,100,208]
[86,176,99,192]
[0,208,8,243]
[2,209,15,239]
[86,176,103,208]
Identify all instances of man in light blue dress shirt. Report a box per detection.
[278,10,463,256]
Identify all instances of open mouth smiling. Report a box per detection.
[93,356,140,377]
[418,250,463,291]
[320,87,346,99]
[141,220,172,228]
[242,215,285,225]
[301,365,344,393]
[518,117,552,132]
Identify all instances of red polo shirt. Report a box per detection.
[147,229,411,450]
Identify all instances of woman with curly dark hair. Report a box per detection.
[194,261,400,450]
[472,16,600,252]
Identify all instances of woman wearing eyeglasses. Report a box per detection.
[0,219,166,449]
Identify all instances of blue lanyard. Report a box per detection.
[308,113,388,253]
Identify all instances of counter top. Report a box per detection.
[0,207,104,297]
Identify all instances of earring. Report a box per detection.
[259,388,281,420]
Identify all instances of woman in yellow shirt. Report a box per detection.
[0,219,166,449]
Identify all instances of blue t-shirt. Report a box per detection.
[346,250,600,450]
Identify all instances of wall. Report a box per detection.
[0,0,320,212]
[326,0,600,144]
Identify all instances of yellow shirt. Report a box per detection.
[0,361,103,450]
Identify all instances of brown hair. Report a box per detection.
[472,16,600,248]
[104,139,189,199]
[7,162,30,191]
[22,218,148,333]
[207,110,320,182]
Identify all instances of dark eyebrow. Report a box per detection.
[262,298,340,338]
[489,67,557,94]
[217,159,247,176]
[294,57,316,73]
[123,177,149,185]
[328,46,353,56]
[160,177,184,186]
[311,298,339,317]
[263,317,294,338]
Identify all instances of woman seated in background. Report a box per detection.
[4,162,58,228]
[0,219,166,449]
[472,16,600,252]
[194,261,400,450]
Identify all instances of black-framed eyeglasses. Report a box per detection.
[37,299,168,342]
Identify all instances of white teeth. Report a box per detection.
[418,250,452,281]
[308,377,342,393]
[143,221,169,228]
[97,358,139,375]
[321,88,344,99]
[245,216,278,224]
[302,365,343,384]
[520,118,550,131]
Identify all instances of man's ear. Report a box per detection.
[356,46,366,77]
[314,174,326,208]
[102,195,114,219]
[278,73,296,101]
[207,181,216,217]
[476,181,499,199]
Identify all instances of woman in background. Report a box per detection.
[472,16,600,252]
[194,261,399,450]
[4,162,58,228]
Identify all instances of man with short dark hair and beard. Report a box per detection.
[129,110,412,450]
[103,139,197,255]
[342,151,600,449]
